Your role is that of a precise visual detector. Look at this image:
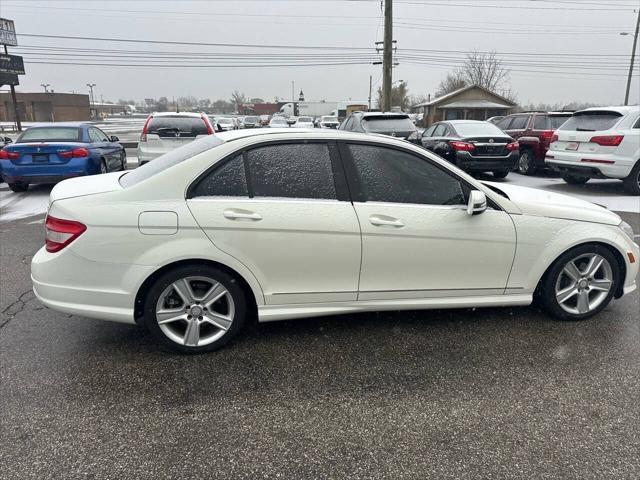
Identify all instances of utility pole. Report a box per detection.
[624,10,639,106]
[368,74,372,110]
[382,0,393,112]
[86,83,96,118]
[4,44,21,131]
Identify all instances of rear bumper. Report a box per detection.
[456,151,519,171]
[0,157,97,184]
[545,151,634,179]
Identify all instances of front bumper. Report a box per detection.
[456,151,519,171]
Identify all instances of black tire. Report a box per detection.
[120,151,127,171]
[492,170,510,179]
[622,161,640,195]
[539,244,620,321]
[517,149,536,175]
[8,182,28,192]
[100,159,107,174]
[561,174,590,185]
[143,265,247,354]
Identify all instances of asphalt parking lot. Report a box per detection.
[1,195,639,478]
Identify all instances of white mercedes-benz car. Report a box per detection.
[32,129,638,353]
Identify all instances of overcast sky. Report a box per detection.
[0,0,638,107]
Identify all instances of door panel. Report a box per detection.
[188,198,361,304]
[354,203,516,299]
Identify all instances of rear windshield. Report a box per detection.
[453,122,505,137]
[17,127,81,143]
[559,111,623,132]
[298,117,313,123]
[362,116,415,132]
[147,116,209,138]
[549,115,571,129]
[245,116,258,122]
[322,116,338,122]
[271,118,287,124]
[119,135,224,188]
[218,118,234,124]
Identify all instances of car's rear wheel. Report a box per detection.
[8,182,28,192]
[517,150,536,175]
[143,265,247,353]
[492,170,509,179]
[100,159,107,174]
[540,244,619,320]
[622,161,640,195]
[120,151,127,171]
[561,174,590,185]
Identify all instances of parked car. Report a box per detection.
[496,111,573,175]
[421,120,519,178]
[217,118,236,131]
[316,115,340,129]
[339,111,421,144]
[137,112,214,165]
[293,116,314,128]
[31,129,638,353]
[268,117,289,128]
[243,116,260,128]
[545,106,640,194]
[0,122,125,192]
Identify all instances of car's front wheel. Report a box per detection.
[540,244,619,320]
[143,265,247,353]
[561,174,590,185]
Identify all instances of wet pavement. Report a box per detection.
[1,212,639,479]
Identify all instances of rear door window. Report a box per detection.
[147,116,209,138]
[509,116,529,130]
[559,111,623,131]
[533,115,549,130]
[496,117,512,130]
[433,124,446,137]
[191,155,248,197]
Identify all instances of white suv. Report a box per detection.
[545,106,640,195]
[137,112,214,165]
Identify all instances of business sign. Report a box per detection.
[0,72,19,86]
[0,18,17,46]
[0,54,24,75]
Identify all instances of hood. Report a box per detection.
[50,171,123,203]
[483,182,621,226]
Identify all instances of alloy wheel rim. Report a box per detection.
[101,162,107,174]
[554,253,613,315]
[155,276,235,347]
[519,152,530,173]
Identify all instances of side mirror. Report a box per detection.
[110,135,119,142]
[467,190,487,215]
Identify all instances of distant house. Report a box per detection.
[411,85,516,127]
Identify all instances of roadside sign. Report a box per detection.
[0,18,17,46]
[0,54,24,75]
[0,72,19,86]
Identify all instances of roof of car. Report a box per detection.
[29,122,91,128]
[150,111,205,117]
[357,111,409,118]
[444,120,489,124]
[575,105,639,115]
[213,128,411,144]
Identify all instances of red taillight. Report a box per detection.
[45,215,87,253]
[450,141,475,152]
[58,147,89,159]
[140,115,153,142]
[590,135,624,147]
[202,115,213,135]
[551,134,559,143]
[506,141,519,151]
[539,130,555,142]
[0,149,19,160]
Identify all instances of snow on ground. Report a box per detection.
[1,169,638,224]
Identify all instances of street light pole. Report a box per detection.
[86,83,96,118]
[623,10,640,106]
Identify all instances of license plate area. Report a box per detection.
[565,142,579,151]
[32,154,49,163]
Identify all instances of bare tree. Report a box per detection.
[436,50,513,99]
[376,81,410,111]
[436,71,468,97]
[230,91,247,112]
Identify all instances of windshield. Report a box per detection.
[119,135,224,188]
[362,116,415,132]
[453,122,506,137]
[297,117,312,123]
[559,111,623,132]
[322,116,338,122]
[17,127,82,143]
[245,116,258,122]
[147,116,209,137]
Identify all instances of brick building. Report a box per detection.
[0,92,90,123]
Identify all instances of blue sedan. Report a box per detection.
[0,122,126,192]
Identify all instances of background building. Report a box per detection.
[0,92,90,122]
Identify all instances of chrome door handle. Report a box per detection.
[223,209,262,221]
[369,215,404,227]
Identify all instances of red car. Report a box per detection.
[496,112,573,175]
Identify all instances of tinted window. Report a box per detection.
[496,117,512,130]
[509,116,529,129]
[247,143,336,200]
[533,115,549,130]
[348,144,466,206]
[453,122,506,137]
[17,127,81,143]
[192,155,248,197]
[362,116,416,132]
[560,111,623,132]
[147,116,208,138]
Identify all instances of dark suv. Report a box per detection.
[338,112,421,144]
[496,112,572,175]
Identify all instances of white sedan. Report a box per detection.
[292,116,315,128]
[32,129,639,353]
